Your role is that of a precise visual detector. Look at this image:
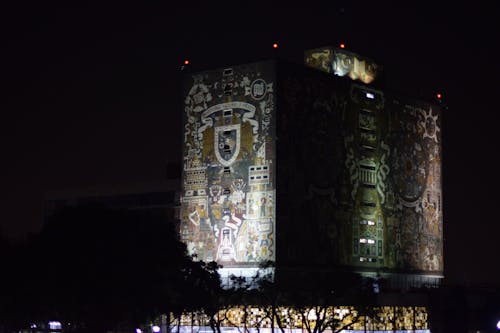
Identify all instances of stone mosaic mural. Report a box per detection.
[180,59,443,274]
[181,62,275,267]
[280,73,443,274]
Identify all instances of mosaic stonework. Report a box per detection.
[280,72,442,274]
[181,60,442,275]
[304,46,381,84]
[181,62,275,267]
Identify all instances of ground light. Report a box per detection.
[48,321,62,330]
[152,326,160,332]
[496,319,500,330]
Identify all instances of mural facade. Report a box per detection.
[181,62,276,267]
[180,59,443,275]
[279,65,443,274]
[304,46,381,84]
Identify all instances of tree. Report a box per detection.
[1,204,199,333]
[251,263,371,333]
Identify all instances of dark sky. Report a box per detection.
[1,2,499,288]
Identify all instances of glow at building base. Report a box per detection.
[166,306,429,333]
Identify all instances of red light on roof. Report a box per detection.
[183,59,189,65]
[340,43,345,49]
[436,93,442,99]
[273,43,278,49]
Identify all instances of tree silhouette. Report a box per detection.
[1,204,206,333]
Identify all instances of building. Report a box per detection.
[180,46,443,289]
[44,178,181,223]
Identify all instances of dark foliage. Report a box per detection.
[0,204,217,333]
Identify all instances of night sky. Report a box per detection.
[2,2,499,288]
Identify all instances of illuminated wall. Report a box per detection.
[338,86,443,272]
[278,66,442,275]
[181,62,276,267]
[168,306,429,332]
[304,46,381,84]
[181,59,443,276]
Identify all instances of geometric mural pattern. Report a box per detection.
[181,62,275,267]
[281,73,442,274]
[181,59,442,274]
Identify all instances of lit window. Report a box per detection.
[359,238,367,243]
[367,239,375,244]
[49,322,62,330]
[366,92,375,99]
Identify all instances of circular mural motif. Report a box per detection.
[392,125,428,204]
